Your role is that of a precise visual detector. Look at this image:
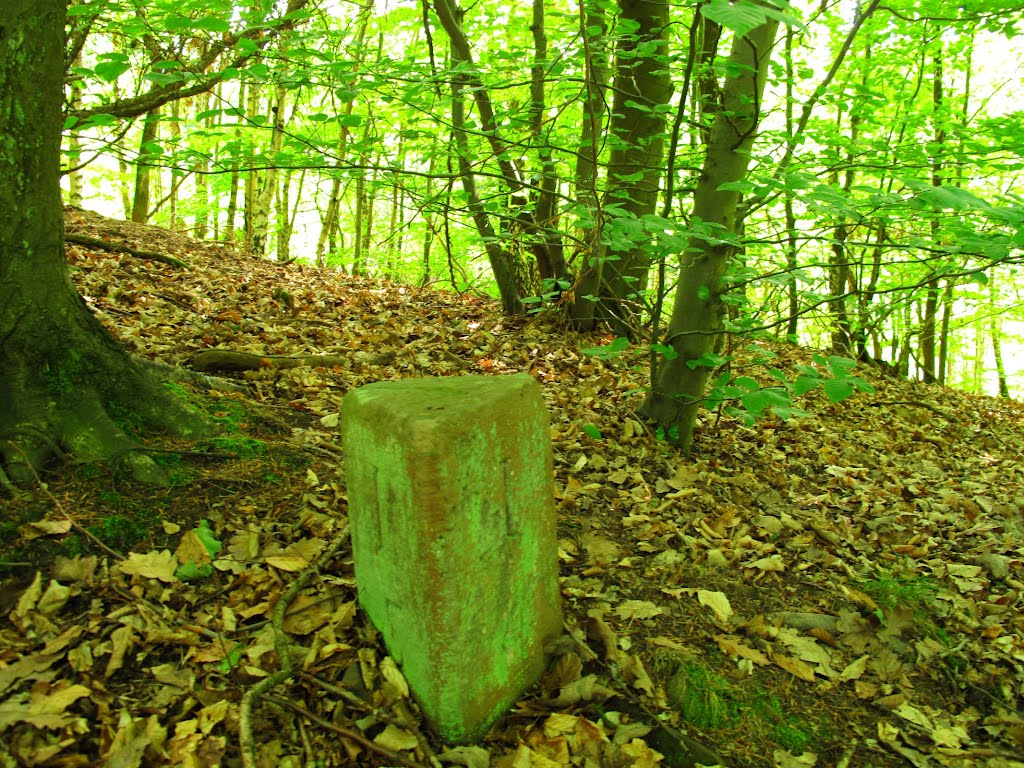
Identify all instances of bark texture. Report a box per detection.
[0,0,209,487]
[570,0,672,333]
[639,20,780,451]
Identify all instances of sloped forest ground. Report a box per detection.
[1,208,1023,768]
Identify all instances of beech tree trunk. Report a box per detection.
[131,107,161,223]
[0,0,210,488]
[570,0,672,333]
[251,83,289,257]
[639,20,780,451]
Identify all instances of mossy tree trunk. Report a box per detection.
[0,0,211,488]
[639,19,780,451]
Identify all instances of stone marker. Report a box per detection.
[341,373,562,743]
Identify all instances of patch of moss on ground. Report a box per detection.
[652,650,826,759]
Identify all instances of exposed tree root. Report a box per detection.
[65,232,189,268]
[0,351,214,488]
[188,348,396,373]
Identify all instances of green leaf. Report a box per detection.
[194,16,232,34]
[825,355,857,376]
[792,374,820,396]
[582,337,630,359]
[582,424,603,439]
[700,0,769,37]
[143,72,185,86]
[613,169,647,182]
[822,378,854,402]
[711,370,732,389]
[194,520,222,558]
[219,644,245,673]
[95,61,130,82]
[245,63,270,80]
[742,387,792,418]
[916,185,992,211]
[650,343,678,361]
[175,562,214,581]
[687,352,729,370]
[163,14,195,31]
[237,37,260,55]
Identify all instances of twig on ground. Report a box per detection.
[869,399,958,422]
[6,443,125,560]
[239,527,351,768]
[265,694,431,768]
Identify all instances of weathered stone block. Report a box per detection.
[341,373,562,744]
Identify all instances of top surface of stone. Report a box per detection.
[344,373,539,421]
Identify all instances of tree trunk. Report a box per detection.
[243,82,260,253]
[65,47,85,207]
[314,2,371,267]
[919,276,939,383]
[568,0,610,325]
[783,30,798,339]
[131,107,161,223]
[193,91,211,240]
[528,0,569,288]
[988,274,1009,398]
[570,0,672,333]
[937,279,953,385]
[432,0,564,313]
[450,73,523,314]
[251,83,288,257]
[0,0,210,487]
[275,169,297,262]
[639,19,780,451]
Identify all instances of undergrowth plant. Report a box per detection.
[651,651,821,756]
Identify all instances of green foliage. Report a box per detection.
[655,653,820,755]
[60,0,1024,404]
[174,520,221,581]
[151,451,192,487]
[664,660,740,730]
[750,693,815,755]
[219,643,245,673]
[66,512,156,557]
[700,0,803,38]
[581,337,630,360]
[522,278,573,312]
[698,351,873,426]
[859,570,939,624]
[203,401,250,435]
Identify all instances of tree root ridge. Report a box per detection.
[1,352,214,489]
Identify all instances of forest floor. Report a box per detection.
[1,207,1023,768]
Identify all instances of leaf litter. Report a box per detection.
[1,207,1022,767]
